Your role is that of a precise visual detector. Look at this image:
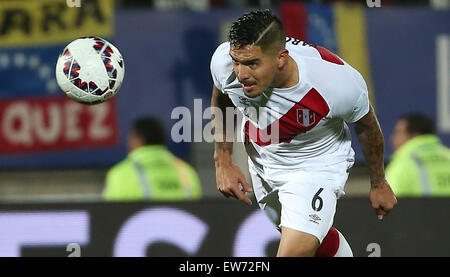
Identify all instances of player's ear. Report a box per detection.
[277,49,289,70]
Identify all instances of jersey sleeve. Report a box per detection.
[210,42,231,93]
[344,88,370,123]
[336,67,370,123]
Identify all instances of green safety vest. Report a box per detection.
[386,135,450,197]
[102,145,202,201]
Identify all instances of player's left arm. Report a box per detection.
[354,105,398,219]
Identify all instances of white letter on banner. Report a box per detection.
[113,207,208,257]
[233,210,280,257]
[88,103,111,140]
[0,211,89,257]
[65,101,83,141]
[32,103,61,144]
[2,102,33,146]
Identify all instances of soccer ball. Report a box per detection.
[55,36,125,105]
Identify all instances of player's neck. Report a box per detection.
[273,56,299,89]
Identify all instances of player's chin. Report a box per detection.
[243,85,264,98]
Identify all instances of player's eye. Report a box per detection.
[244,62,258,70]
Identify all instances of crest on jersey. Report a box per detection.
[297,108,315,127]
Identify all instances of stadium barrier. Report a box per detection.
[0,198,449,257]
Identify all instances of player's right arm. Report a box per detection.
[336,66,397,219]
[211,84,253,205]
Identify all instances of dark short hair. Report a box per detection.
[131,117,166,145]
[400,113,435,136]
[228,10,285,53]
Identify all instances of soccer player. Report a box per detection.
[210,10,397,257]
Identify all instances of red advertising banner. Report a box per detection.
[0,96,119,153]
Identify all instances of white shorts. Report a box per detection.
[249,161,352,243]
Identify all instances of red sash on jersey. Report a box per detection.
[244,88,330,146]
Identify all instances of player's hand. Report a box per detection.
[215,162,253,205]
[369,179,397,220]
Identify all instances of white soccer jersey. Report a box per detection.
[210,38,370,177]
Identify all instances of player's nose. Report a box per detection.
[237,65,251,82]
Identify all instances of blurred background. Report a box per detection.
[0,0,449,257]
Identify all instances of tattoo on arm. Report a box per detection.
[354,105,386,186]
[211,85,235,156]
[215,142,233,155]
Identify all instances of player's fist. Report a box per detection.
[215,162,253,205]
[369,179,398,220]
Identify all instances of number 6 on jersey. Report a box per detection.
[312,188,324,212]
